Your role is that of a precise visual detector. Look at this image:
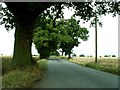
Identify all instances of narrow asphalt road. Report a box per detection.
[33,59,118,88]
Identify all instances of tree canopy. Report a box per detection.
[1,2,119,30]
[33,16,89,59]
[0,2,119,67]
[58,17,89,58]
[33,18,60,59]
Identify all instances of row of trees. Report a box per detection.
[1,2,119,67]
[33,17,89,59]
[79,54,116,57]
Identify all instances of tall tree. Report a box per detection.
[1,3,54,67]
[1,2,119,67]
[33,19,59,59]
[58,17,89,58]
[34,17,88,59]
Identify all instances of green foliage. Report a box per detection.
[73,53,76,57]
[0,6,15,30]
[104,55,109,57]
[90,55,92,57]
[50,50,60,56]
[33,19,60,59]
[34,17,89,59]
[79,54,85,57]
[58,17,89,58]
[112,55,116,57]
[1,2,119,32]
[73,2,120,27]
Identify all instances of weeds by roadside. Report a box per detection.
[66,57,119,76]
[85,62,119,75]
[2,56,48,88]
[37,59,48,72]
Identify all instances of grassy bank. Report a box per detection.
[1,56,48,88]
[64,56,119,75]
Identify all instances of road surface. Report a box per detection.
[33,59,118,88]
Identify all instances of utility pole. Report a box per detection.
[95,13,97,63]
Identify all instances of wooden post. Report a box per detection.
[95,14,97,63]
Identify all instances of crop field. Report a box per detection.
[69,57,119,75]
[69,57,118,66]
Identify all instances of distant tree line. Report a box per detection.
[104,55,116,57]
[78,54,116,57]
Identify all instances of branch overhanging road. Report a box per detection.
[33,59,118,88]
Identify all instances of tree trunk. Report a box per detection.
[4,3,53,67]
[62,50,64,56]
[12,18,34,67]
[68,53,71,59]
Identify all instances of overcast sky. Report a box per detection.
[0,4,118,57]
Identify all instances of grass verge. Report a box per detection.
[67,57,119,76]
[59,56,68,59]
[37,59,48,73]
[85,62,119,75]
[2,56,48,88]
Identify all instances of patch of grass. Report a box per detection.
[59,56,68,60]
[2,70,32,88]
[1,56,12,61]
[2,56,13,75]
[2,56,41,74]
[2,56,48,88]
[37,59,48,72]
[32,56,40,61]
[85,62,119,75]
[2,64,44,88]
[68,57,119,75]
[48,56,61,60]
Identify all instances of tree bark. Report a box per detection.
[68,53,71,59]
[12,17,34,67]
[65,52,67,56]
[61,50,64,56]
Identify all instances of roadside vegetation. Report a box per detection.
[1,56,47,88]
[61,56,119,76]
